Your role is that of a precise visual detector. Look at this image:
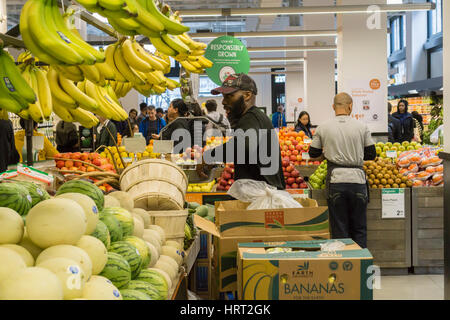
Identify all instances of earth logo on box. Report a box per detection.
[329,261,339,271]
[343,261,353,271]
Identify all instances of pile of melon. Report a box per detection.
[0,181,186,300]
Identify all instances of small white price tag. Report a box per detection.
[302,152,310,160]
[382,189,405,219]
[386,150,397,159]
[303,138,312,144]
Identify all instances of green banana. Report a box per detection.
[108,16,141,31]
[98,0,126,12]
[161,32,190,54]
[127,0,164,33]
[107,18,138,36]
[150,36,177,56]
[145,0,189,35]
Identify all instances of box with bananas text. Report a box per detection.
[193,198,330,294]
[237,239,374,300]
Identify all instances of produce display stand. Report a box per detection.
[310,188,412,273]
[411,186,444,274]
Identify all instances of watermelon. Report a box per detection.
[119,289,151,300]
[99,213,123,243]
[90,221,111,249]
[108,242,142,279]
[56,179,105,212]
[102,207,134,237]
[99,252,131,289]
[123,236,150,269]
[0,183,32,216]
[15,181,50,207]
[126,280,164,300]
[135,269,168,300]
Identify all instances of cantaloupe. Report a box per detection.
[161,245,184,266]
[0,267,63,300]
[145,241,159,267]
[76,236,107,275]
[82,275,122,300]
[56,193,99,234]
[109,191,134,212]
[132,217,144,238]
[0,244,34,267]
[19,229,42,260]
[104,195,120,208]
[147,268,172,290]
[146,225,166,244]
[37,258,86,300]
[0,207,24,244]
[143,229,162,246]
[26,198,87,248]
[165,240,183,251]
[154,260,177,282]
[159,255,179,273]
[132,208,150,228]
[36,245,93,280]
[0,247,26,282]
[142,230,161,254]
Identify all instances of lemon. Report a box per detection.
[193,186,201,192]
[187,186,193,192]
[142,151,149,157]
[120,152,128,158]
[201,186,210,192]
[129,153,135,158]
[118,146,126,153]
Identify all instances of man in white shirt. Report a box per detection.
[309,93,376,248]
[204,99,231,136]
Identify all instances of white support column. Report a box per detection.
[0,0,7,34]
[302,0,336,126]
[337,0,388,134]
[285,69,305,123]
[444,0,450,153]
[406,7,428,82]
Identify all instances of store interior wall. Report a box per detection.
[285,70,305,123]
[406,10,428,83]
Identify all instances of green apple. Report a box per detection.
[376,142,385,148]
[407,146,415,151]
[410,141,417,146]
[393,142,401,147]
[399,146,406,152]
[383,146,389,152]
[390,146,398,151]
[402,141,409,147]
[376,147,382,155]
[381,152,387,158]
[415,145,421,150]
[386,142,393,148]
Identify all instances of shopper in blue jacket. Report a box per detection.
[139,105,166,144]
[272,105,287,128]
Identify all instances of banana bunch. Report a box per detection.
[105,38,180,96]
[20,0,105,66]
[18,64,53,123]
[107,81,134,98]
[75,0,190,36]
[0,48,36,114]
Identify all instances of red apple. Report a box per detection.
[223,173,232,180]
[287,177,295,185]
[282,159,290,167]
[286,166,294,173]
[286,151,291,157]
[282,167,286,172]
[292,140,298,146]
[290,155,297,162]
[93,158,102,167]
[291,170,300,178]
[300,182,308,189]
[286,185,291,189]
[225,185,231,191]
[292,150,299,156]
[284,172,291,178]
[291,183,299,189]
[56,161,65,169]
[296,144,303,151]
[296,177,304,184]
[283,157,290,163]
[220,179,228,187]
[314,161,321,165]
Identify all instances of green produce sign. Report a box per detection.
[204,36,250,86]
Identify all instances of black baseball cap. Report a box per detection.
[211,73,258,95]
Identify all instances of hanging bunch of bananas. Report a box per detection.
[107,80,134,98]
[20,0,105,66]
[75,0,189,37]
[0,47,37,116]
[104,37,181,96]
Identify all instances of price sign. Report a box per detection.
[303,138,312,144]
[382,189,405,219]
[386,150,397,159]
[302,152,310,160]
[153,140,174,154]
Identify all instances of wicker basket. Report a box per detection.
[120,159,188,211]
[149,210,188,247]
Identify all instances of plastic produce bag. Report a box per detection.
[227,179,303,210]
[320,240,346,252]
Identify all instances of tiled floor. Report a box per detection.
[374,275,444,300]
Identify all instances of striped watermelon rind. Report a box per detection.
[99,252,132,289]
[91,220,111,249]
[56,179,105,212]
[102,207,134,237]
[108,241,143,279]
[124,236,150,269]
[99,213,123,243]
[15,181,50,207]
[135,269,168,300]
[0,183,32,216]
[126,280,164,300]
[119,289,152,300]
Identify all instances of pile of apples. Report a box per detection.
[282,159,307,189]
[278,127,320,166]
[54,152,116,173]
[216,164,235,192]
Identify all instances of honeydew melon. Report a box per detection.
[0,244,34,267]
[0,207,24,244]
[76,235,108,275]
[56,193,99,234]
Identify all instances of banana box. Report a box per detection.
[237,239,374,300]
[193,198,330,294]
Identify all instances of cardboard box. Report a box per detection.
[194,198,330,293]
[237,239,374,300]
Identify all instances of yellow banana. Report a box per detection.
[131,40,165,71]
[150,37,177,57]
[114,44,145,85]
[190,61,202,69]
[95,61,116,80]
[34,67,52,120]
[18,108,31,120]
[84,80,116,119]
[161,33,190,55]
[47,67,77,107]
[97,84,128,120]
[79,64,101,85]
[122,38,153,73]
[53,100,75,122]
[180,60,197,73]
[54,65,85,82]
[27,68,45,123]
[105,44,127,82]
[69,107,98,128]
[191,50,206,56]
[198,56,213,68]
[58,74,99,112]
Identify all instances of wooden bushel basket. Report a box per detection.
[149,210,189,247]
[120,159,188,211]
